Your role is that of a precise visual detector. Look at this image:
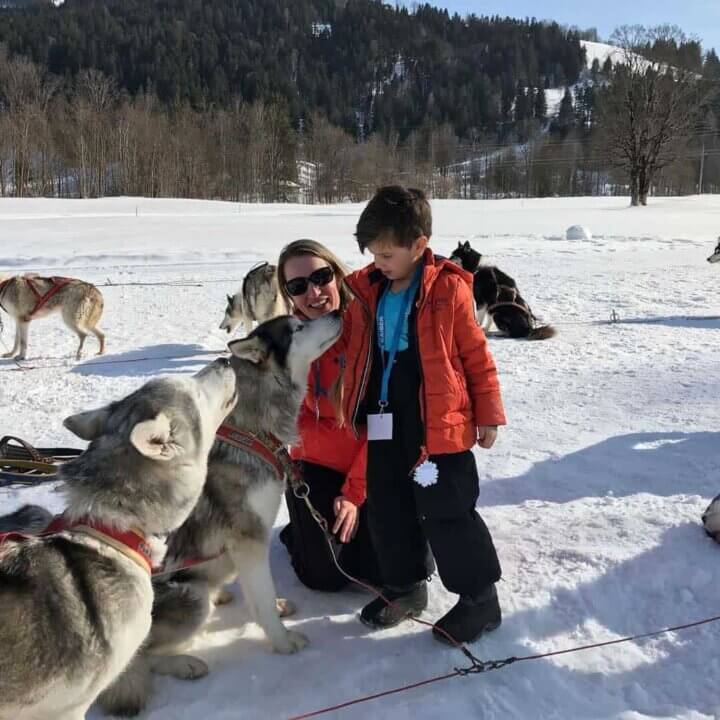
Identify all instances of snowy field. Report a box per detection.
[1,195,720,719]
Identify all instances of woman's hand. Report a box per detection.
[332,496,359,543]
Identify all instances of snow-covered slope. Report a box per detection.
[1,195,719,719]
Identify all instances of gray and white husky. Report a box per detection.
[707,239,720,264]
[219,262,290,336]
[100,312,342,717]
[0,273,106,360]
[0,359,237,720]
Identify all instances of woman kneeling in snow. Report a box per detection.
[277,239,380,591]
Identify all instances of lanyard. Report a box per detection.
[377,265,422,410]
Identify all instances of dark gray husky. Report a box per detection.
[0,359,237,720]
[100,312,342,716]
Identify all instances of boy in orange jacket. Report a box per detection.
[340,185,506,643]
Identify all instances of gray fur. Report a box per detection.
[0,358,237,720]
[101,313,341,716]
[219,263,290,336]
[0,274,105,361]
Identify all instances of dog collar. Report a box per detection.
[0,515,153,574]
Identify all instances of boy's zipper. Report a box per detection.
[413,291,430,469]
[350,294,373,437]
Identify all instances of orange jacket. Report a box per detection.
[289,350,367,507]
[339,249,506,463]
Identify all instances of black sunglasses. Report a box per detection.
[285,265,334,296]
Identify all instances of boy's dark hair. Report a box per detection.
[355,185,432,252]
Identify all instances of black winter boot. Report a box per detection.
[360,581,428,629]
[432,584,501,645]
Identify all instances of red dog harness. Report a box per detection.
[24,276,75,319]
[215,423,303,490]
[0,515,153,574]
[0,276,75,320]
[0,428,299,579]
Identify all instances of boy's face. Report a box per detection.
[367,232,428,282]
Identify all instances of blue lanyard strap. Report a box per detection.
[377,264,423,410]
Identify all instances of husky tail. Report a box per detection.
[528,324,556,341]
[0,504,53,533]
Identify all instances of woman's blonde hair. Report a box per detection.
[277,239,353,312]
[277,239,351,425]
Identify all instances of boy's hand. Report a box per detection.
[332,496,359,543]
[477,425,498,449]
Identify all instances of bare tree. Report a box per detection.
[0,47,58,197]
[598,25,712,206]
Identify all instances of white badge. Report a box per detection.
[367,412,393,441]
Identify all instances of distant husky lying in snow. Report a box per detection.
[0,359,237,720]
[449,241,555,340]
[707,239,720,264]
[0,273,105,360]
[99,312,342,717]
[219,262,290,336]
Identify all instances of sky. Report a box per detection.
[405,1,719,55]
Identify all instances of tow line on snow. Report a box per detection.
[288,612,720,719]
[288,507,720,719]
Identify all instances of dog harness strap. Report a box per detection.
[0,278,11,313]
[0,515,153,574]
[25,277,74,319]
[215,423,299,487]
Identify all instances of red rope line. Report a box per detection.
[287,613,720,719]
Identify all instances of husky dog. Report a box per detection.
[0,274,106,361]
[100,312,342,717]
[450,241,556,341]
[702,494,720,542]
[707,239,720,264]
[0,359,237,720]
[449,240,483,273]
[219,262,290,336]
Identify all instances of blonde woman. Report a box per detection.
[277,239,379,591]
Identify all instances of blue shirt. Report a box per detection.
[378,287,410,352]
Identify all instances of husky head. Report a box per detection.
[219,290,244,333]
[60,358,237,535]
[708,239,720,264]
[225,313,342,442]
[449,240,483,273]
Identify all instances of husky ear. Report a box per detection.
[228,335,268,365]
[130,413,177,461]
[63,406,112,441]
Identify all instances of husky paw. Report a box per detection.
[276,598,296,617]
[151,654,209,680]
[1,351,14,359]
[272,630,309,654]
[214,588,235,606]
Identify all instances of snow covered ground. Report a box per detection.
[1,194,720,719]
